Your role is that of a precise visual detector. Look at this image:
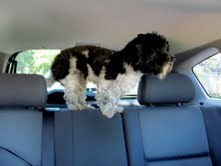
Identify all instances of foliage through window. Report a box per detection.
[16,50,60,76]
[15,50,63,91]
[193,53,221,98]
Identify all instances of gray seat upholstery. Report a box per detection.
[201,106,221,166]
[137,73,195,105]
[54,109,128,166]
[123,73,213,166]
[4,73,217,166]
[0,74,47,166]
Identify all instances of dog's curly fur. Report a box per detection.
[51,32,175,118]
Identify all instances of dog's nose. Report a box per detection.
[168,56,175,62]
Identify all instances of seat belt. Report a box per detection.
[41,110,55,166]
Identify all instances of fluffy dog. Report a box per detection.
[50,32,175,118]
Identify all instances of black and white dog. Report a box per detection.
[50,32,175,118]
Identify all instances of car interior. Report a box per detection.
[0,0,221,166]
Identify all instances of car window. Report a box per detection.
[13,50,138,97]
[15,50,63,90]
[193,52,221,98]
[16,50,60,76]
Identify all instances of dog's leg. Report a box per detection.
[96,81,124,118]
[60,73,88,110]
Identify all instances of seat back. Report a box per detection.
[123,73,212,166]
[0,74,47,166]
[54,109,128,166]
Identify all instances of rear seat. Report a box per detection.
[0,74,52,166]
[3,73,219,166]
[54,73,221,166]
[123,73,213,166]
[201,106,221,166]
[54,110,128,166]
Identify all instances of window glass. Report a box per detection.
[16,50,62,90]
[16,50,60,75]
[193,53,221,98]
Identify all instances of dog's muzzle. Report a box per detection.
[168,56,176,62]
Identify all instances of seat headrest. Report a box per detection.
[0,74,47,108]
[138,73,195,105]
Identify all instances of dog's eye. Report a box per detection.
[168,56,175,62]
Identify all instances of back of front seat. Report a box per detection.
[0,74,47,166]
[123,73,213,166]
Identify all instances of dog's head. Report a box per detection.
[125,32,175,79]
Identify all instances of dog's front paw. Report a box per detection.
[102,109,115,118]
[116,106,124,113]
[100,106,124,118]
[67,103,84,111]
[67,103,95,111]
[67,104,78,110]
